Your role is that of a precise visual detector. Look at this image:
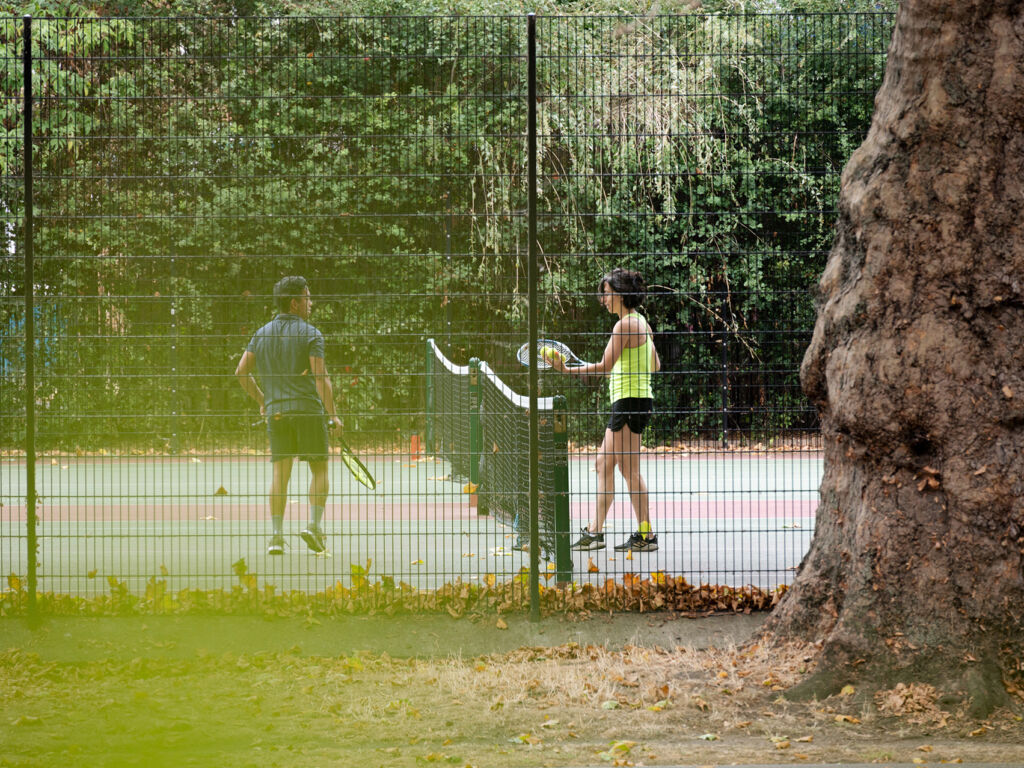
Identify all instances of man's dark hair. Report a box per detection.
[600,268,646,309]
[273,275,309,313]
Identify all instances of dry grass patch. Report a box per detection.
[5,635,1024,767]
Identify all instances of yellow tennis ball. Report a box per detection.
[540,345,561,361]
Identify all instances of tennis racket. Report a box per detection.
[516,339,591,370]
[252,418,376,490]
[335,435,376,490]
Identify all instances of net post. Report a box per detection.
[468,357,483,513]
[424,338,435,454]
[23,14,38,621]
[551,395,572,584]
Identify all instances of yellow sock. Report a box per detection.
[639,521,651,535]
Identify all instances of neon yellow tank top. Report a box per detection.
[610,312,654,403]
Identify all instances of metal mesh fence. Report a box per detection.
[1,12,893,611]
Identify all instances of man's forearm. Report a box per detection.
[238,374,264,408]
[316,376,337,419]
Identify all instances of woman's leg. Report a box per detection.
[590,427,621,532]
[615,423,650,531]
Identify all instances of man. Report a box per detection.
[235,276,342,555]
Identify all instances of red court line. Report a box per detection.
[577,499,818,520]
[2,499,818,523]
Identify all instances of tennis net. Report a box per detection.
[425,338,478,483]
[477,361,571,568]
[425,339,571,578]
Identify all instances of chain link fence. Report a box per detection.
[0,12,893,613]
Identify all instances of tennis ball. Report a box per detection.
[540,345,561,361]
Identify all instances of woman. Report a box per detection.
[547,268,661,552]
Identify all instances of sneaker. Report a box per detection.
[267,534,285,556]
[300,526,327,554]
[614,531,659,552]
[571,527,605,551]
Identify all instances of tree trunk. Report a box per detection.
[765,0,1024,716]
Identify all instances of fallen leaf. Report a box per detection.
[462,482,478,494]
[698,733,718,741]
[1003,385,1014,399]
[214,485,228,496]
[840,684,855,696]
[508,733,540,745]
[588,558,599,573]
[495,618,508,630]
[597,740,636,761]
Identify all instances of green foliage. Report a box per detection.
[0,5,894,449]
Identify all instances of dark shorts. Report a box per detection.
[266,412,329,463]
[607,397,654,434]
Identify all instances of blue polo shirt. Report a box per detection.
[246,313,326,416]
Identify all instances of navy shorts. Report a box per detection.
[266,412,329,463]
[607,397,654,434]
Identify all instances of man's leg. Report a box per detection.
[268,458,293,554]
[308,459,329,527]
[301,459,330,552]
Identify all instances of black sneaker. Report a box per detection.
[614,531,659,552]
[571,527,605,551]
[267,534,285,555]
[300,526,327,553]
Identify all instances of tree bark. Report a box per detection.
[765,0,1024,716]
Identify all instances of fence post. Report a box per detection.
[526,12,540,623]
[23,14,38,619]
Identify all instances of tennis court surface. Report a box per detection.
[1,446,820,598]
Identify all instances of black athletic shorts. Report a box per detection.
[266,412,329,463]
[606,397,654,434]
